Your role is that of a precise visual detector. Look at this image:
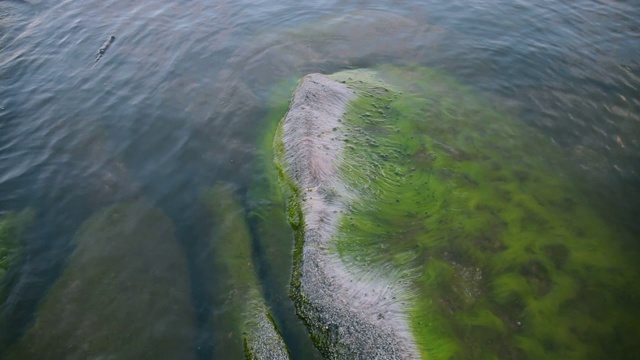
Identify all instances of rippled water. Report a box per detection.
[1,0,638,358]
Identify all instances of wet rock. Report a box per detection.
[247,99,325,359]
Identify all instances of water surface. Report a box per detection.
[1,0,638,358]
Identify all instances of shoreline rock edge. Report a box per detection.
[275,72,421,359]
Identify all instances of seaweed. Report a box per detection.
[273,66,640,359]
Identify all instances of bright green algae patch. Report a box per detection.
[6,202,196,359]
[203,183,289,360]
[317,66,640,359]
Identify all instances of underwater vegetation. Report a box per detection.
[247,80,300,297]
[0,210,32,288]
[0,210,33,350]
[272,65,640,359]
[5,201,196,359]
[203,183,289,360]
[247,89,326,360]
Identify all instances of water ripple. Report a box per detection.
[0,0,639,358]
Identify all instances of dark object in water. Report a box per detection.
[95,35,116,62]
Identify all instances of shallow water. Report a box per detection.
[0,0,638,359]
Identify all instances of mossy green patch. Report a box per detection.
[203,183,289,360]
[247,81,324,359]
[0,210,32,287]
[5,201,196,359]
[311,66,640,359]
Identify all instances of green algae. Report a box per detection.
[274,66,640,359]
[268,82,340,357]
[247,79,299,295]
[0,209,33,353]
[0,210,32,287]
[5,201,196,359]
[250,78,307,300]
[203,183,289,360]
[246,83,325,359]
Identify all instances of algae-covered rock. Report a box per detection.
[247,92,325,359]
[0,210,32,288]
[275,71,421,359]
[247,83,300,296]
[274,66,640,359]
[204,183,289,360]
[6,201,196,360]
[0,210,33,349]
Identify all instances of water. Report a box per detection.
[0,0,638,358]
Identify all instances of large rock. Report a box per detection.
[6,201,196,359]
[203,184,289,360]
[274,66,640,359]
[0,210,32,291]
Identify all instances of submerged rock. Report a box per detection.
[273,66,640,359]
[0,210,33,349]
[203,184,289,360]
[247,95,325,360]
[275,71,421,359]
[6,201,196,359]
[0,210,32,289]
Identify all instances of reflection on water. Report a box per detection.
[0,0,638,359]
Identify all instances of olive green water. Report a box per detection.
[4,201,196,359]
[2,0,639,358]
[270,66,640,359]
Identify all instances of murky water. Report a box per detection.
[0,0,638,359]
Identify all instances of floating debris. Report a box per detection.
[95,35,115,63]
